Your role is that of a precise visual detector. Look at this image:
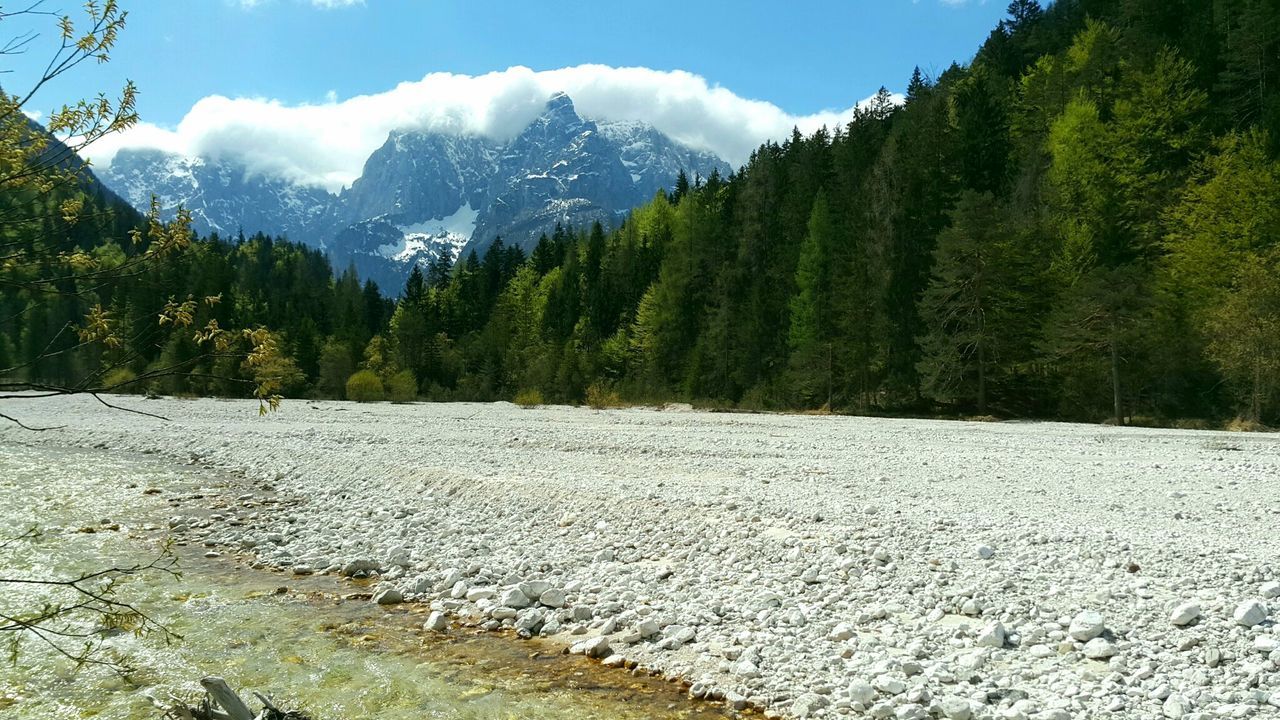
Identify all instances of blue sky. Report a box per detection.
[26,0,1010,125]
[10,0,1014,188]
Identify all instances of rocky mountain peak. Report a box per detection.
[97,92,731,294]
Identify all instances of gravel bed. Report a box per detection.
[4,395,1279,720]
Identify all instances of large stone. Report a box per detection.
[1169,602,1201,627]
[894,705,926,720]
[518,580,552,600]
[1261,581,1280,600]
[514,608,544,632]
[1083,637,1117,659]
[637,619,661,638]
[339,559,380,577]
[872,674,906,695]
[578,636,611,658]
[435,568,464,591]
[372,586,403,605]
[423,611,448,632]
[849,681,875,705]
[1233,600,1268,627]
[829,622,854,642]
[1162,696,1187,719]
[1069,610,1106,642]
[791,693,829,718]
[940,697,972,720]
[976,621,1006,648]
[539,588,566,608]
[499,586,532,609]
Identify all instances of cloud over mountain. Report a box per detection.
[86,65,897,192]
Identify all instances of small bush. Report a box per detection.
[100,367,139,393]
[585,382,623,409]
[386,370,418,403]
[345,370,385,402]
[514,388,544,407]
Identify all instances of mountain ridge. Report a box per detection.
[99,94,729,292]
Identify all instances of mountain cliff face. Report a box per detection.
[98,94,730,293]
[100,149,334,241]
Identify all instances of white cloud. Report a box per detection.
[86,65,899,192]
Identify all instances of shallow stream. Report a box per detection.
[0,442,733,719]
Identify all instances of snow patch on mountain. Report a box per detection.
[375,203,477,263]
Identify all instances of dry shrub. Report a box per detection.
[1225,416,1271,433]
[514,389,544,407]
[585,382,623,409]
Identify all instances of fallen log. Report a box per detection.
[200,677,254,720]
[159,677,311,720]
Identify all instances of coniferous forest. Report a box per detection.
[5,0,1280,425]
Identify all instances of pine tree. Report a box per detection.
[787,191,833,406]
[917,193,1021,414]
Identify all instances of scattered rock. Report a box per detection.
[1083,637,1117,659]
[499,586,532,609]
[940,697,972,720]
[1069,610,1106,642]
[1169,601,1201,626]
[1233,600,1268,627]
[339,559,380,577]
[976,621,1006,648]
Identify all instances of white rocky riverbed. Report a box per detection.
[3,395,1279,720]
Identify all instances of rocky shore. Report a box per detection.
[4,396,1279,719]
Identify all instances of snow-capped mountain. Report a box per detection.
[97,93,730,293]
[598,119,728,202]
[100,149,334,240]
[328,205,477,292]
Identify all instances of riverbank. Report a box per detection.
[0,440,740,719]
[3,395,1279,719]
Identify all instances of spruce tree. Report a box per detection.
[787,191,833,407]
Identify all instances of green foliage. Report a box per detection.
[343,366,381,399]
[917,192,1032,414]
[787,191,834,407]
[345,370,385,403]
[513,388,544,407]
[1202,253,1280,421]
[317,339,358,399]
[385,369,418,403]
[100,367,138,394]
[11,0,1280,428]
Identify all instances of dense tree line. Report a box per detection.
[371,0,1278,424]
[0,176,392,403]
[6,0,1280,426]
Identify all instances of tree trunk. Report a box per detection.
[826,342,833,410]
[977,340,987,415]
[1110,341,1123,426]
[1252,361,1263,423]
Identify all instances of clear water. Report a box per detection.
[0,442,732,719]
